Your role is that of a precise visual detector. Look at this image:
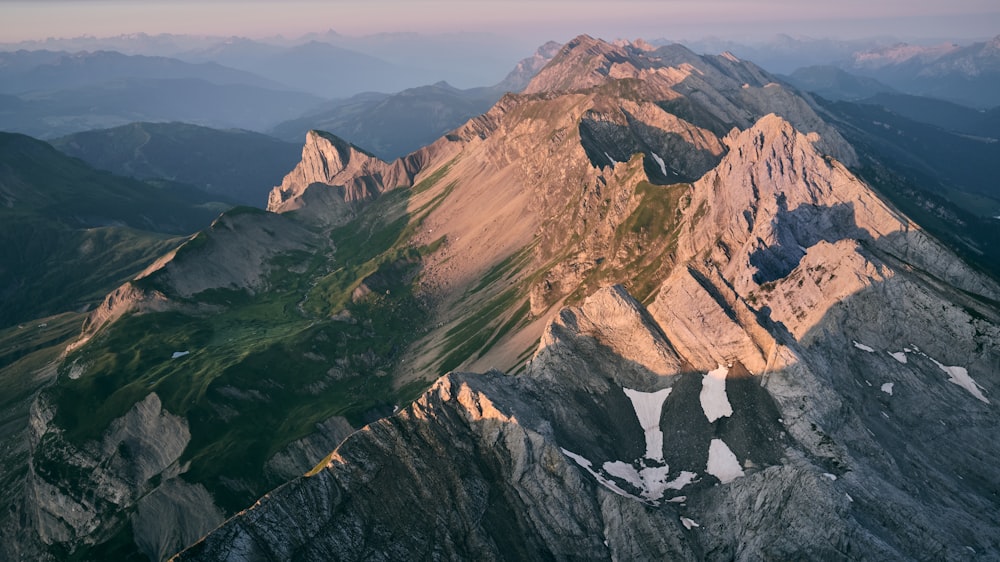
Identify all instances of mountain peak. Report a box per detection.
[267,129,422,225]
[496,40,564,92]
[523,36,659,94]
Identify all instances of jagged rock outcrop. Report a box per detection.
[180,274,999,560]
[525,35,856,167]
[266,130,418,222]
[22,393,223,561]
[579,98,725,181]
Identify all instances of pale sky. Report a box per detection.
[2,0,999,44]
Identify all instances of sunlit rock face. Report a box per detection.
[177,39,1000,560]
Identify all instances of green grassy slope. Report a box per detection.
[46,168,453,514]
[0,132,230,327]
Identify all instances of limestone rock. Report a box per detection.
[24,393,223,560]
[266,130,419,223]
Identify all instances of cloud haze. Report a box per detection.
[2,0,998,43]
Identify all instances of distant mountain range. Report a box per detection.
[177,39,432,98]
[269,41,562,160]
[781,66,895,101]
[270,82,500,160]
[839,35,1000,108]
[1,30,535,92]
[0,49,286,94]
[0,35,551,141]
[0,77,324,139]
[52,122,302,207]
[654,34,895,74]
[0,132,230,326]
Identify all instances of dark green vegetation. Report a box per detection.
[46,163,456,518]
[270,82,501,160]
[52,122,302,206]
[857,93,1000,140]
[0,312,84,539]
[820,99,1000,280]
[0,132,230,327]
[820,97,1000,215]
[574,180,688,305]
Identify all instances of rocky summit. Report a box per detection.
[4,35,998,561]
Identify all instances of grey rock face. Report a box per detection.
[263,416,355,484]
[180,272,999,560]
[133,479,224,562]
[178,107,1000,560]
[22,393,224,560]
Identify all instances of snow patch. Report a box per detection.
[604,152,617,166]
[602,461,676,502]
[846,493,854,502]
[623,387,672,461]
[927,356,989,403]
[706,439,744,483]
[888,351,907,364]
[666,496,686,503]
[680,517,700,530]
[881,382,894,396]
[852,341,875,352]
[650,152,668,176]
[665,471,698,490]
[700,365,733,423]
[561,449,641,501]
[562,387,704,505]
[822,473,837,481]
[171,351,190,359]
[603,460,643,490]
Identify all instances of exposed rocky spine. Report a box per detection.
[178,110,999,560]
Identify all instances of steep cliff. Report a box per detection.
[266,130,425,225]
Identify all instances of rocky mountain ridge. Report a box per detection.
[4,34,999,561]
[178,38,999,561]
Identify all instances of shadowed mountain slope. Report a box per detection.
[0,132,231,327]
[51,123,302,207]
